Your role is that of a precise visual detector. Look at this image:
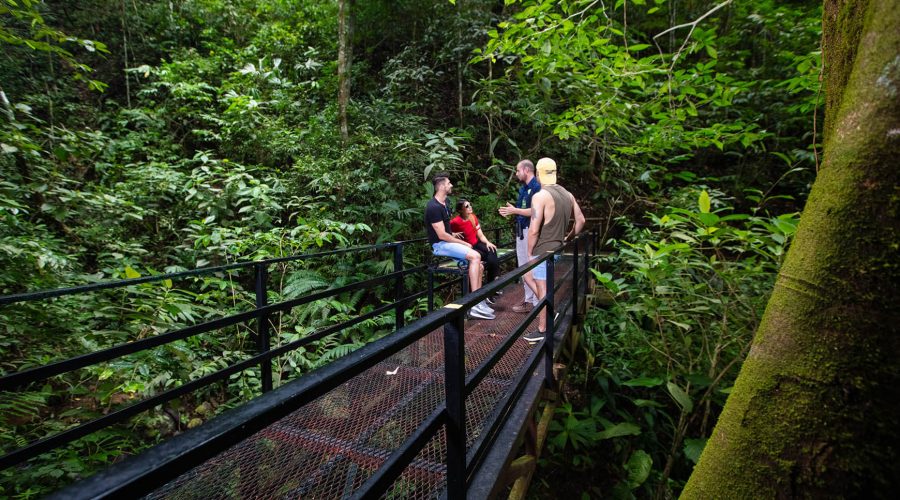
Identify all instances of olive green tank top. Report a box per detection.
[533,184,574,255]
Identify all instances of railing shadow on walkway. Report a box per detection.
[1,225,602,498]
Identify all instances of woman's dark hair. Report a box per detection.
[455,198,470,214]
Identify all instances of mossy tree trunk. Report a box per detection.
[683,0,900,496]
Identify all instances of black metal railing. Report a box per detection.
[2,224,599,498]
[0,227,510,469]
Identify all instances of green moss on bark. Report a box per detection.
[683,0,900,496]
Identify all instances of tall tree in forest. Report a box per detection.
[682,0,899,496]
[337,0,354,143]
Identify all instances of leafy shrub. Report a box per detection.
[539,189,798,497]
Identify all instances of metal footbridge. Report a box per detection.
[0,226,600,499]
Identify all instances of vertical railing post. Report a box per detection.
[393,243,405,329]
[443,313,467,498]
[544,253,555,387]
[493,227,501,247]
[254,263,272,393]
[427,269,435,312]
[573,237,579,318]
[585,230,593,294]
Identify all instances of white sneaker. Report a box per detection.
[523,331,545,343]
[480,301,495,314]
[469,303,495,320]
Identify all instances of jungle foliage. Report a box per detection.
[1,0,821,497]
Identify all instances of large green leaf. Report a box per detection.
[625,449,653,489]
[683,437,707,464]
[667,382,694,413]
[623,376,664,387]
[597,422,641,439]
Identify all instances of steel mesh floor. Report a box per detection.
[146,261,574,499]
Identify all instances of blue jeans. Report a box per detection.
[432,241,471,262]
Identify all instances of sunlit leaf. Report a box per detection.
[698,190,711,213]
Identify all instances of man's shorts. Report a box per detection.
[530,254,559,281]
[531,258,547,281]
[433,241,471,262]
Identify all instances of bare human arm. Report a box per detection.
[432,221,472,247]
[498,202,530,218]
[527,191,548,257]
[476,226,497,252]
[565,193,586,241]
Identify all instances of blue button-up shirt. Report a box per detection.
[516,177,541,229]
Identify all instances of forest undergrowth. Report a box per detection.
[1,0,820,497]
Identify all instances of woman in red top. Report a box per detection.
[451,199,500,290]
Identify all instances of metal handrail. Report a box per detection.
[0,265,426,391]
[51,227,598,499]
[0,227,508,307]
[0,226,513,472]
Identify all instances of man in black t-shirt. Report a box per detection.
[425,172,495,320]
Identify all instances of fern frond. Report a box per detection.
[282,270,329,299]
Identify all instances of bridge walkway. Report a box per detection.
[144,264,572,499]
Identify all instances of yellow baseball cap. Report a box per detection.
[536,157,557,185]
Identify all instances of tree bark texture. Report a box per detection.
[683,0,900,497]
[337,0,354,144]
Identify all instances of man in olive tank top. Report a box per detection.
[525,157,586,341]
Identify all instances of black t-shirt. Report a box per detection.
[424,197,452,245]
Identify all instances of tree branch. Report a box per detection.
[652,0,732,40]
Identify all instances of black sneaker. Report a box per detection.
[486,295,497,306]
[523,331,545,343]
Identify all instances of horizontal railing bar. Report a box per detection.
[1,351,244,469]
[270,289,419,355]
[0,266,425,391]
[351,406,447,500]
[465,303,543,395]
[466,339,545,479]
[1,288,426,469]
[0,244,385,306]
[48,302,467,499]
[267,265,427,315]
[0,226,511,306]
[553,265,576,294]
[0,309,256,391]
[46,229,586,498]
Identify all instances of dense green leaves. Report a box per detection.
[2,0,819,496]
[547,187,798,495]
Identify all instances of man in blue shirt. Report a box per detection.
[499,159,540,313]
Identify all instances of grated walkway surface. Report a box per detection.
[146,261,575,499]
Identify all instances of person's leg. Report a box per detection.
[465,249,482,291]
[434,241,493,317]
[515,235,538,305]
[522,269,539,307]
[485,250,499,283]
[531,260,548,332]
[474,242,500,284]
